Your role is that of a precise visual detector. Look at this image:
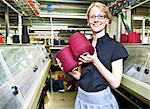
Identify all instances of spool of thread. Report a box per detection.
[0,35,3,44]
[56,46,78,73]
[13,35,20,43]
[128,32,142,43]
[120,34,128,43]
[69,32,94,60]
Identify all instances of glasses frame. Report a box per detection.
[89,14,107,20]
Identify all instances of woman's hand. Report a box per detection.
[68,67,81,80]
[78,49,98,64]
[56,58,63,70]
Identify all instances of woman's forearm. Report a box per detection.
[93,59,123,88]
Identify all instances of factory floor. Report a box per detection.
[44,91,139,109]
[43,71,139,109]
[44,91,76,109]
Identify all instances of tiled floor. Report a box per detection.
[44,91,77,109]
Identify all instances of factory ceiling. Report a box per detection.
[0,0,150,29]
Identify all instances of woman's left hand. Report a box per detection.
[79,49,98,64]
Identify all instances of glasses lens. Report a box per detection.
[89,15,106,20]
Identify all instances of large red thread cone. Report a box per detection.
[120,34,128,43]
[56,46,78,73]
[69,32,94,60]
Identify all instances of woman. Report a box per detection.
[57,2,128,109]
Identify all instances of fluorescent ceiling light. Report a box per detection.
[39,14,86,19]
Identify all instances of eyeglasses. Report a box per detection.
[89,14,107,20]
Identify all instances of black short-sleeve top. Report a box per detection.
[78,33,128,92]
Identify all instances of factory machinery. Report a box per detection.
[116,44,150,109]
[0,45,51,109]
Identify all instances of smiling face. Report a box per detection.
[88,6,109,34]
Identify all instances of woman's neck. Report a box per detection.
[92,29,105,40]
[92,30,106,47]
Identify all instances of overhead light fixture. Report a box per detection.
[39,14,86,19]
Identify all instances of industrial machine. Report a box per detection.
[118,44,150,108]
[0,45,51,109]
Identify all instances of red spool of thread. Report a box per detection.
[136,33,141,43]
[0,35,3,44]
[56,46,78,73]
[120,34,128,43]
[69,32,94,60]
[128,32,137,43]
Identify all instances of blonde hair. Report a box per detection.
[86,2,112,20]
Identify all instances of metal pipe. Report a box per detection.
[2,0,32,25]
[142,18,146,43]
[117,14,121,42]
[50,17,54,46]
[12,0,33,24]
[2,0,23,16]
[119,0,150,14]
